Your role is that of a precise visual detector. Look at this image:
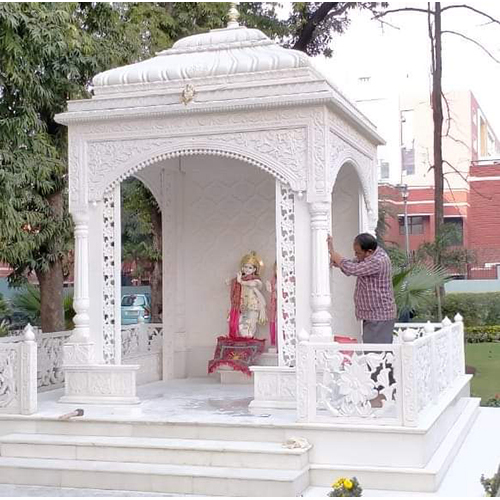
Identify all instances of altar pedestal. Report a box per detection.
[208,336,266,380]
[217,366,253,384]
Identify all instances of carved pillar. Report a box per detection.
[64,209,95,364]
[60,207,139,405]
[309,202,332,339]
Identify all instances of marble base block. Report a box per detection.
[250,366,296,409]
[60,364,140,404]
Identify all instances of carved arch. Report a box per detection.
[84,130,308,203]
[329,153,377,232]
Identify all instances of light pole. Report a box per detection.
[397,183,410,259]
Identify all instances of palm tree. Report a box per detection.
[393,264,450,320]
[0,293,10,336]
[13,284,75,330]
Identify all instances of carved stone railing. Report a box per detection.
[8,322,164,393]
[38,330,72,392]
[296,314,465,426]
[0,325,37,414]
[122,322,163,385]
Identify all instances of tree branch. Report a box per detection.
[441,4,500,26]
[445,134,471,151]
[374,17,401,31]
[428,5,435,74]
[442,30,500,64]
[442,172,460,205]
[442,91,451,137]
[292,3,351,53]
[372,7,433,20]
[443,160,492,200]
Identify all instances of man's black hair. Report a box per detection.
[354,233,378,252]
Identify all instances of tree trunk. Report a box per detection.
[431,3,445,319]
[36,261,64,333]
[432,2,444,267]
[150,204,162,323]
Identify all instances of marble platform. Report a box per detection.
[0,378,491,497]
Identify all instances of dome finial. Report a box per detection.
[227,2,240,28]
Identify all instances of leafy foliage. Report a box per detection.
[376,194,399,248]
[392,264,449,318]
[0,294,11,336]
[416,224,476,276]
[480,463,500,497]
[122,179,161,279]
[12,284,75,330]
[465,326,500,344]
[482,396,500,408]
[285,2,387,56]
[416,292,500,327]
[12,285,42,325]
[0,293,10,318]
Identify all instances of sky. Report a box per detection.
[311,1,500,135]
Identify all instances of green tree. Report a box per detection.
[0,3,135,332]
[122,178,162,322]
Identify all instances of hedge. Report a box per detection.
[465,326,500,344]
[416,292,500,327]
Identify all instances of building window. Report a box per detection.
[401,109,415,175]
[379,161,390,180]
[402,148,415,175]
[399,216,425,235]
[444,217,464,246]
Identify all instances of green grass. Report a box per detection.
[465,342,500,403]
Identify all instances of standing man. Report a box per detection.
[327,233,396,343]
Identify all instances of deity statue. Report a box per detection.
[228,251,267,339]
[266,261,277,348]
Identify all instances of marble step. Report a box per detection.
[0,456,310,497]
[308,397,480,492]
[0,434,310,470]
[0,417,290,443]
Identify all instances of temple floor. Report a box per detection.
[36,377,296,425]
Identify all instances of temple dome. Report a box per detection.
[92,24,312,91]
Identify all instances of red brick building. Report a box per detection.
[380,159,500,276]
[366,88,500,276]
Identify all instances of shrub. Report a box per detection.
[483,396,500,408]
[480,463,500,497]
[416,292,500,327]
[465,326,500,344]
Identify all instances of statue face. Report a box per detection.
[242,263,257,276]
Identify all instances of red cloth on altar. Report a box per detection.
[208,336,266,376]
[334,335,358,359]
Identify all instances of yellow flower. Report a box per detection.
[343,479,354,490]
[331,478,345,489]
